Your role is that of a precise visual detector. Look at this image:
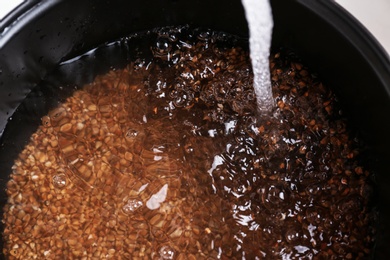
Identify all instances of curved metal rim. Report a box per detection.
[297,0,390,95]
[2,0,389,62]
[1,0,389,93]
[0,0,41,33]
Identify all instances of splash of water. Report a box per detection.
[241,0,274,113]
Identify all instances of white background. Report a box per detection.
[0,0,24,21]
[336,0,390,55]
[0,0,389,55]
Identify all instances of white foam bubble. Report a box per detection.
[241,0,274,113]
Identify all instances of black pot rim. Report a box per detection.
[0,0,390,258]
[1,0,390,68]
[296,0,390,96]
[0,0,389,136]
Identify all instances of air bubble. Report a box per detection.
[184,144,194,153]
[122,199,143,214]
[159,245,175,259]
[41,116,51,127]
[153,36,172,58]
[197,30,211,41]
[156,38,169,50]
[285,227,302,243]
[167,33,177,42]
[125,129,138,138]
[156,27,180,43]
[52,174,67,188]
[173,95,186,107]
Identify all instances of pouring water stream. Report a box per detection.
[241,0,274,113]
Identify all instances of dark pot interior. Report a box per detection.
[0,0,389,258]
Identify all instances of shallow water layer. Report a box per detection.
[2,27,374,259]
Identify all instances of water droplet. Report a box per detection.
[52,174,67,188]
[122,199,143,214]
[159,245,175,259]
